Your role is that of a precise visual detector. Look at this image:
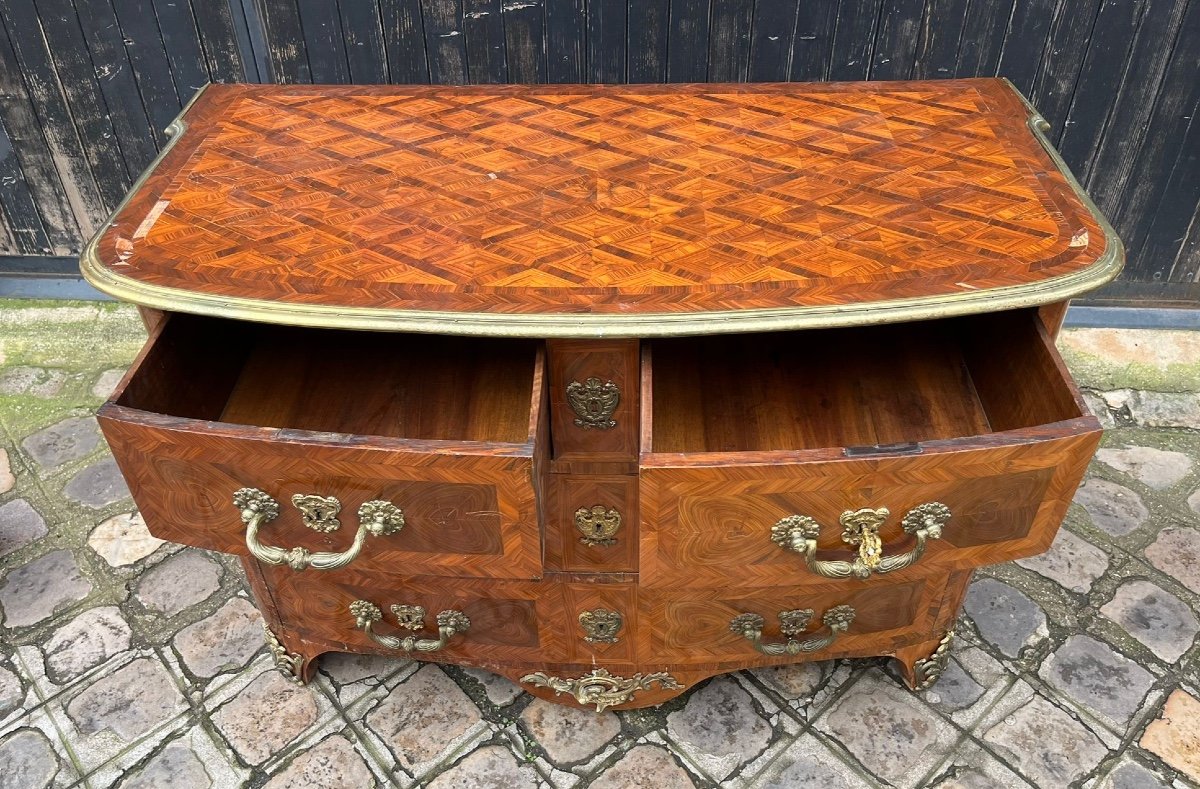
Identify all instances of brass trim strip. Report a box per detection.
[79,84,1123,338]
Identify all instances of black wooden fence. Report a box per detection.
[0,0,1196,304]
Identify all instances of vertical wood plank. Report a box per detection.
[463,0,505,83]
[69,0,160,172]
[869,0,925,80]
[504,0,546,83]
[954,0,1016,76]
[628,0,669,83]
[111,0,183,145]
[668,0,710,82]
[749,0,799,82]
[0,115,51,254]
[257,0,312,82]
[1028,0,1105,140]
[19,0,131,209]
[708,0,754,82]
[381,0,430,83]
[587,0,626,82]
[789,1,838,81]
[995,0,1055,95]
[150,0,211,97]
[1169,202,1200,283]
[192,0,250,80]
[0,13,86,250]
[422,0,468,84]
[1054,0,1145,173]
[296,0,351,82]
[339,0,390,83]
[545,0,584,82]
[911,0,969,79]
[1077,0,1187,214]
[828,0,881,81]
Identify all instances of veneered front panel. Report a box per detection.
[547,339,640,462]
[639,428,1100,589]
[99,415,543,580]
[545,474,638,572]
[640,575,943,665]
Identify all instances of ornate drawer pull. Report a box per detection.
[770,502,951,580]
[234,488,404,571]
[349,600,470,652]
[729,605,856,656]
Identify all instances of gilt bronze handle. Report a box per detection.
[235,488,404,571]
[729,605,856,656]
[349,600,470,652]
[770,502,950,580]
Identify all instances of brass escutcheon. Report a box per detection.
[567,377,620,429]
[291,493,341,533]
[579,608,623,644]
[575,505,621,547]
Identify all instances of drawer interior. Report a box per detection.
[116,314,541,444]
[647,310,1084,454]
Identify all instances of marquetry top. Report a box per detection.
[82,79,1121,337]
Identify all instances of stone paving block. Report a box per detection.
[0,366,66,397]
[1126,391,1200,429]
[1039,634,1156,730]
[211,669,321,767]
[751,731,872,789]
[0,447,14,493]
[1096,446,1193,490]
[815,669,958,789]
[426,745,540,789]
[64,456,130,508]
[980,683,1108,787]
[43,606,132,684]
[462,667,522,707]
[0,549,93,628]
[63,656,186,743]
[0,663,26,720]
[1139,689,1200,783]
[747,661,824,702]
[1098,759,1172,789]
[135,549,222,615]
[91,368,126,400]
[0,498,47,558]
[117,742,215,789]
[520,696,620,765]
[1188,487,1200,515]
[665,675,772,781]
[173,597,264,679]
[962,577,1047,658]
[922,739,1036,789]
[1143,527,1200,595]
[363,664,484,772]
[590,745,697,789]
[1074,478,1150,536]
[20,417,101,471]
[1100,579,1199,662]
[0,726,74,789]
[263,733,376,789]
[1015,527,1109,593]
[87,512,164,567]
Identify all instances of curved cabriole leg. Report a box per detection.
[263,624,323,684]
[893,628,955,691]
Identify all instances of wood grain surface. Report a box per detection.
[87,79,1112,325]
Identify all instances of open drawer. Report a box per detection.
[639,309,1101,588]
[98,314,547,580]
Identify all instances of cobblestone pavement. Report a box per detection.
[1,300,1199,788]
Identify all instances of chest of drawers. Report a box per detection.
[83,79,1121,712]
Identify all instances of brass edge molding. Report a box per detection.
[520,668,681,713]
[80,84,1123,339]
[263,624,305,684]
[911,628,955,691]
